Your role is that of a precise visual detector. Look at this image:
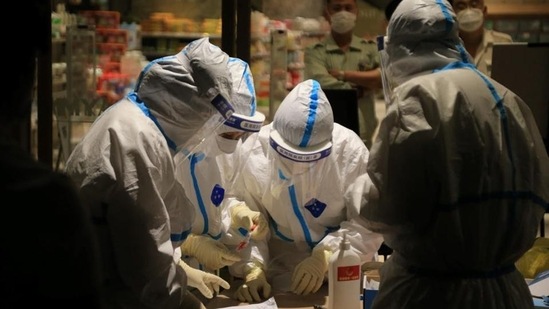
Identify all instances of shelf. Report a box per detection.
[251,34,271,42]
[141,31,221,39]
[300,30,329,37]
[52,91,66,100]
[142,51,173,58]
[488,4,549,18]
[97,42,126,48]
[251,52,270,60]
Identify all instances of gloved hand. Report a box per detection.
[179,260,230,299]
[291,247,332,295]
[230,203,269,241]
[180,290,207,309]
[180,234,241,270]
[233,263,272,303]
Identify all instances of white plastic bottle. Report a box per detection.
[328,233,362,309]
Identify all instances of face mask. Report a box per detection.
[277,156,315,176]
[330,11,356,34]
[457,8,484,32]
[215,135,239,153]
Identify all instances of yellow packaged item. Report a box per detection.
[516,237,549,279]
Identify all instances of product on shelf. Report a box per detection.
[250,14,329,112]
[140,12,221,34]
[80,10,120,29]
[95,28,128,44]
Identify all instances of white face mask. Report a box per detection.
[457,8,484,32]
[330,11,356,34]
[215,135,239,153]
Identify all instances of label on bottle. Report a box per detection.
[337,265,360,281]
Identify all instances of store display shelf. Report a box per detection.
[141,31,221,39]
[97,42,126,48]
[53,91,67,100]
[53,79,66,86]
[287,63,305,70]
[251,52,270,60]
[300,30,329,37]
[488,4,549,18]
[142,50,177,58]
[251,34,271,42]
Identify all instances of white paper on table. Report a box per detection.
[217,297,278,309]
[529,270,549,298]
[363,275,380,290]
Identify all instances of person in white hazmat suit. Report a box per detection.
[228,79,384,303]
[358,0,549,308]
[65,38,237,309]
[175,57,270,272]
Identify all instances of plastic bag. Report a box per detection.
[516,237,549,279]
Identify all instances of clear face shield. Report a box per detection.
[268,130,332,205]
[215,111,265,152]
[173,110,265,236]
[377,35,396,105]
[215,111,265,195]
[174,129,226,235]
[176,93,235,159]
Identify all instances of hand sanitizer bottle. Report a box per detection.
[328,233,361,309]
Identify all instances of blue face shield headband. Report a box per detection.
[223,112,265,133]
[269,130,332,163]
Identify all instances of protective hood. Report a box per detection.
[134,38,234,150]
[270,79,333,162]
[384,0,472,86]
[268,79,334,214]
[216,58,265,140]
[174,57,265,238]
[228,57,258,118]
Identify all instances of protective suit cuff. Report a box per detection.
[231,202,249,213]
[244,260,263,273]
[245,264,266,281]
[226,198,244,209]
[312,246,333,264]
[180,234,204,257]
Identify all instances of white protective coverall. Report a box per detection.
[175,57,268,271]
[359,0,549,308]
[230,79,384,301]
[66,38,235,309]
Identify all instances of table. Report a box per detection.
[198,279,330,309]
[196,262,382,308]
